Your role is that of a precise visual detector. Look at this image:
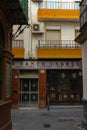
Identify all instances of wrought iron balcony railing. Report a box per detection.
[80,6,87,30]
[39,1,80,10]
[12,40,24,48]
[38,40,81,48]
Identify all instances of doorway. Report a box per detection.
[19,78,38,107]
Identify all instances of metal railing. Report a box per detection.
[38,40,81,48]
[39,1,80,10]
[80,6,87,29]
[12,40,24,48]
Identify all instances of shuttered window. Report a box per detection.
[46,30,61,41]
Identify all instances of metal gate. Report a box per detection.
[19,78,38,107]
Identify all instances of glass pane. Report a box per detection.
[31,94,38,102]
[22,93,29,102]
[22,79,29,91]
[50,93,56,101]
[31,79,38,91]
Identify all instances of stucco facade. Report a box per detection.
[12,0,82,108]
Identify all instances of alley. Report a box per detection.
[11,105,83,130]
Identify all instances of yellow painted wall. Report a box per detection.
[37,48,82,59]
[38,9,80,20]
[12,48,25,58]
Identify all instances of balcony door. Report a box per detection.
[20,79,38,107]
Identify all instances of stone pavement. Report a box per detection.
[11,105,84,130]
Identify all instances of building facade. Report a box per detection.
[75,0,87,129]
[12,0,83,109]
[0,0,28,130]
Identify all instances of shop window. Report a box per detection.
[70,71,83,91]
[72,73,77,79]
[61,73,66,78]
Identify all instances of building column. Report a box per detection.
[82,42,87,129]
[12,69,20,109]
[38,69,46,108]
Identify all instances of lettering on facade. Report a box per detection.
[12,60,81,70]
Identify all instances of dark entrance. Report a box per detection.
[47,70,83,104]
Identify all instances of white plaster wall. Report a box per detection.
[23,27,31,59]
[82,41,87,99]
[22,1,45,58]
[30,21,78,58]
[14,0,80,59]
[12,0,81,59]
[31,2,38,23]
[13,25,23,40]
[61,22,75,43]
[22,0,37,59]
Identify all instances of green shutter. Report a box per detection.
[19,0,28,22]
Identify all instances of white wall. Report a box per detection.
[12,25,23,40]
[13,0,80,59]
[61,22,75,40]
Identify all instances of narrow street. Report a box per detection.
[11,105,84,130]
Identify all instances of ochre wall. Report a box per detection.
[37,48,82,59]
[38,9,80,20]
[12,48,25,59]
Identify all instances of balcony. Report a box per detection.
[12,40,25,59]
[38,1,80,21]
[0,0,28,25]
[37,40,82,59]
[80,6,87,31]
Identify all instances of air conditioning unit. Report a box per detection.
[32,23,44,34]
[33,24,39,31]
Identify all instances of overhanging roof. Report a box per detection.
[0,0,28,25]
[75,29,87,44]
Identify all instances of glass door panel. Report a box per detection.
[30,79,38,105]
[22,79,29,91]
[20,78,38,107]
[31,79,38,91]
[20,79,29,106]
